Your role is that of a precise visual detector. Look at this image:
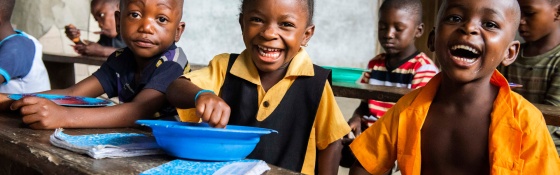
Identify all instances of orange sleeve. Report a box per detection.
[314,81,351,149]
[350,104,400,175]
[518,103,560,174]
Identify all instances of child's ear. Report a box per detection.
[115,11,121,35]
[175,22,186,42]
[555,4,560,20]
[415,22,424,38]
[301,25,315,47]
[427,28,435,52]
[501,40,520,66]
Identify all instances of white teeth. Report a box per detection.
[258,45,281,52]
[451,45,479,55]
[257,45,281,58]
[452,56,476,63]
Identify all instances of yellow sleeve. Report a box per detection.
[519,104,560,174]
[177,53,231,122]
[314,81,351,150]
[350,100,400,175]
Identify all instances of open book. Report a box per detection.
[50,128,163,159]
[141,159,270,175]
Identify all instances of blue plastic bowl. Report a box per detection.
[322,66,367,83]
[136,120,277,161]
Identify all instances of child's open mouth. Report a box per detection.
[450,44,481,65]
[257,45,283,62]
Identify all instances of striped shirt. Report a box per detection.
[361,52,438,125]
[500,44,560,106]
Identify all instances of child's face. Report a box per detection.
[433,0,520,83]
[92,2,119,38]
[239,0,314,73]
[518,0,560,42]
[118,0,185,59]
[378,7,423,55]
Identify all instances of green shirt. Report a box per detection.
[500,43,560,106]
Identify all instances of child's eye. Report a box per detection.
[249,17,263,23]
[482,21,499,29]
[129,12,141,19]
[280,22,295,27]
[445,15,462,23]
[157,17,169,23]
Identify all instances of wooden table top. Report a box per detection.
[0,113,299,175]
[333,82,560,127]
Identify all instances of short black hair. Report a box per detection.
[0,0,15,21]
[379,0,423,24]
[240,0,315,26]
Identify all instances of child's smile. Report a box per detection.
[434,0,520,83]
[240,0,314,73]
[256,45,283,63]
[448,43,481,67]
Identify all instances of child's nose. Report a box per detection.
[460,21,479,35]
[138,19,155,34]
[260,25,278,40]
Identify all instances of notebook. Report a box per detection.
[50,128,163,159]
[141,159,270,175]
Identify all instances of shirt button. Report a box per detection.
[263,101,270,107]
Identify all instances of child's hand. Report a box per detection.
[10,97,70,129]
[195,93,230,128]
[73,41,103,56]
[347,115,363,137]
[64,24,82,44]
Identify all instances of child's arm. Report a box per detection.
[317,140,343,175]
[74,42,117,57]
[348,101,369,137]
[167,77,230,128]
[9,77,164,129]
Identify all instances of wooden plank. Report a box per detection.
[0,113,299,175]
[43,52,106,66]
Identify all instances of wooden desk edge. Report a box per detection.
[43,52,106,66]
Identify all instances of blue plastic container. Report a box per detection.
[322,66,367,83]
[136,120,277,161]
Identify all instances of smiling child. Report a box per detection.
[1,0,189,129]
[349,0,560,174]
[166,0,350,174]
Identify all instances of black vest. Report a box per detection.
[220,54,331,172]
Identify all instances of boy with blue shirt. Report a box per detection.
[0,0,50,94]
[0,0,189,129]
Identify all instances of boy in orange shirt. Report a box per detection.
[350,0,560,174]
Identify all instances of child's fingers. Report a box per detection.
[217,106,231,128]
[10,97,40,110]
[199,103,214,123]
[22,113,42,125]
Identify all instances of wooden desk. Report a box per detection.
[42,52,106,89]
[0,113,299,175]
[332,82,560,127]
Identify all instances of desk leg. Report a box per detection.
[44,62,75,89]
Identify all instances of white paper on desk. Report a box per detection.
[213,160,270,175]
[50,128,164,159]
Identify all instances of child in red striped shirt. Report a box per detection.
[341,0,438,167]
